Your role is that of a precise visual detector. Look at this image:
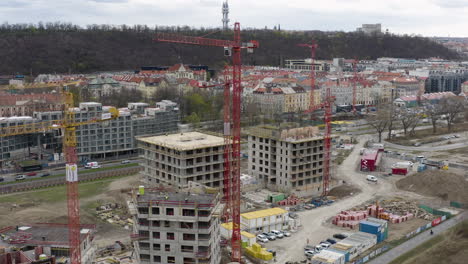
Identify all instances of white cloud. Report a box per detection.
[0,0,466,36]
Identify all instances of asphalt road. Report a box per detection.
[368,211,468,264]
[0,159,142,183]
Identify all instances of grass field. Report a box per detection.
[0,177,115,204]
[0,163,139,186]
[389,220,468,264]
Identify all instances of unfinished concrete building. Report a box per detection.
[0,223,96,264]
[247,126,325,195]
[129,188,222,264]
[137,132,225,189]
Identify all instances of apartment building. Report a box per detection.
[131,188,222,264]
[247,126,325,195]
[0,101,179,166]
[137,132,225,189]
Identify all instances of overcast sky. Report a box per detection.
[1,0,467,37]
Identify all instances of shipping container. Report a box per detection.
[392,167,408,175]
[311,249,345,264]
[360,217,389,243]
[327,248,350,262]
[331,232,377,261]
[361,149,380,171]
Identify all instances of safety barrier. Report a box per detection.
[0,167,141,194]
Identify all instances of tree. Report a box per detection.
[424,101,443,134]
[184,112,201,127]
[438,96,466,132]
[366,108,390,142]
[399,109,420,136]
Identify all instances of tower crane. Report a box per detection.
[0,90,119,264]
[154,23,258,262]
[298,41,334,196]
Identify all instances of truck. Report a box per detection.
[85,162,101,169]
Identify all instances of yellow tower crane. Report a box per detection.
[0,90,119,264]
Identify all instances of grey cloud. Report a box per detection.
[0,0,30,7]
[433,0,468,8]
[89,0,128,3]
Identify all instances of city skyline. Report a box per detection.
[0,0,467,37]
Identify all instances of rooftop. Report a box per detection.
[136,189,217,208]
[241,207,288,220]
[0,224,92,247]
[138,132,224,151]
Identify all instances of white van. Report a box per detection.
[366,175,378,182]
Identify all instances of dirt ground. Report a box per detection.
[0,173,143,247]
[396,170,468,204]
[328,183,361,199]
[387,218,429,241]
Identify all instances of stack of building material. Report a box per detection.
[277,194,301,206]
[332,210,368,229]
[367,205,385,218]
[388,213,414,224]
[245,243,273,261]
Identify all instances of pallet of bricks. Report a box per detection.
[277,194,301,206]
[332,210,368,229]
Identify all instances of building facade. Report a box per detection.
[131,189,222,264]
[138,132,225,189]
[247,126,325,195]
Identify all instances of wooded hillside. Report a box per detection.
[0,23,461,75]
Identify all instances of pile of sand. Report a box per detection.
[397,171,468,204]
[328,184,361,198]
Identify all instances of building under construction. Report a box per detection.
[0,224,96,264]
[247,125,326,196]
[137,132,225,189]
[129,187,222,264]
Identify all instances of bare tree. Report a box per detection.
[399,109,421,136]
[438,96,466,132]
[424,101,443,134]
[366,109,390,143]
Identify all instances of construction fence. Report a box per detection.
[0,167,141,194]
[347,211,451,264]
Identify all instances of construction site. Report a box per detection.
[0,15,468,264]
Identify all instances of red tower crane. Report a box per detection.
[298,41,333,196]
[352,59,358,114]
[298,41,319,111]
[155,23,258,262]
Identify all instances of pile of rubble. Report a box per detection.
[379,199,435,221]
[96,203,133,229]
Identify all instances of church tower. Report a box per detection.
[222,1,229,30]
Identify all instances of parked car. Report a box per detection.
[304,205,315,210]
[282,231,291,237]
[262,232,276,240]
[26,172,37,176]
[288,212,299,219]
[304,250,316,258]
[256,234,269,243]
[314,245,323,252]
[319,242,331,249]
[39,172,50,177]
[326,238,337,244]
[15,175,26,181]
[454,134,460,138]
[413,142,422,147]
[121,160,131,164]
[333,233,348,240]
[304,245,315,251]
[0,177,4,182]
[271,230,284,238]
[366,175,378,182]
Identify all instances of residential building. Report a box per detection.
[247,125,325,195]
[356,23,382,35]
[462,81,468,94]
[130,188,222,264]
[409,68,468,94]
[85,77,121,98]
[0,100,179,166]
[392,77,425,98]
[0,93,62,117]
[393,92,457,108]
[284,59,329,71]
[0,223,96,264]
[137,132,225,189]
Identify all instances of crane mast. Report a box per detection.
[298,41,333,196]
[154,23,258,263]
